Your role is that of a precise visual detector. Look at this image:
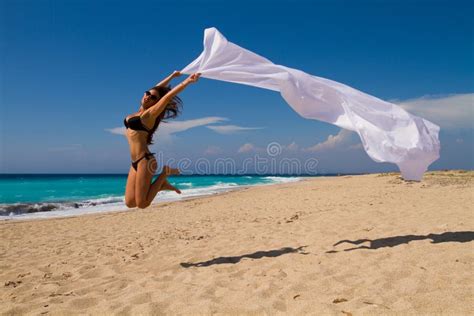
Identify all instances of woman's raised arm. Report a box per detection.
[146,73,201,119]
[155,71,181,88]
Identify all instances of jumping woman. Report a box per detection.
[124,71,201,209]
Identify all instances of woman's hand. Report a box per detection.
[156,71,182,87]
[185,73,201,84]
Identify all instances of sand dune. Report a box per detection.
[1,171,473,315]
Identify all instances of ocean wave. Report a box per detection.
[154,181,249,203]
[179,182,193,187]
[263,176,301,183]
[0,196,124,217]
[215,181,238,186]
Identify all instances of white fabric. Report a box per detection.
[181,27,440,180]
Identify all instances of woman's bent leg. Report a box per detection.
[145,172,168,205]
[125,166,137,208]
[135,158,157,208]
[144,166,181,206]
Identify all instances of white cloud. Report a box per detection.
[285,142,299,151]
[206,124,264,135]
[104,127,126,135]
[395,93,474,129]
[303,129,357,152]
[106,117,263,139]
[157,117,228,144]
[238,143,258,153]
[160,117,228,136]
[238,142,300,155]
[204,145,223,155]
[105,116,228,141]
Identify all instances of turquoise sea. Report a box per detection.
[0,174,303,220]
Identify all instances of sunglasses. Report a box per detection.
[145,91,159,101]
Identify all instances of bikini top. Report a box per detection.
[123,115,152,134]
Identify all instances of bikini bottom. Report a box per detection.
[131,152,156,171]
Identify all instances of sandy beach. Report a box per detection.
[1,171,473,315]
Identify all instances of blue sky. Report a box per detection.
[1,0,473,174]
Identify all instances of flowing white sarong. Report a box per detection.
[181,27,440,180]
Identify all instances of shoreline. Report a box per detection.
[1,170,472,315]
[0,171,463,223]
[0,175,307,223]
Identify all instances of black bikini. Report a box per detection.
[123,116,150,133]
[124,115,156,171]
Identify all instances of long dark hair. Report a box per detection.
[146,85,182,145]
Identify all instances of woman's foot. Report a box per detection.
[162,165,180,176]
[162,179,181,194]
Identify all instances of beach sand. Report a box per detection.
[1,171,473,315]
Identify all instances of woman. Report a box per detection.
[124,71,201,209]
